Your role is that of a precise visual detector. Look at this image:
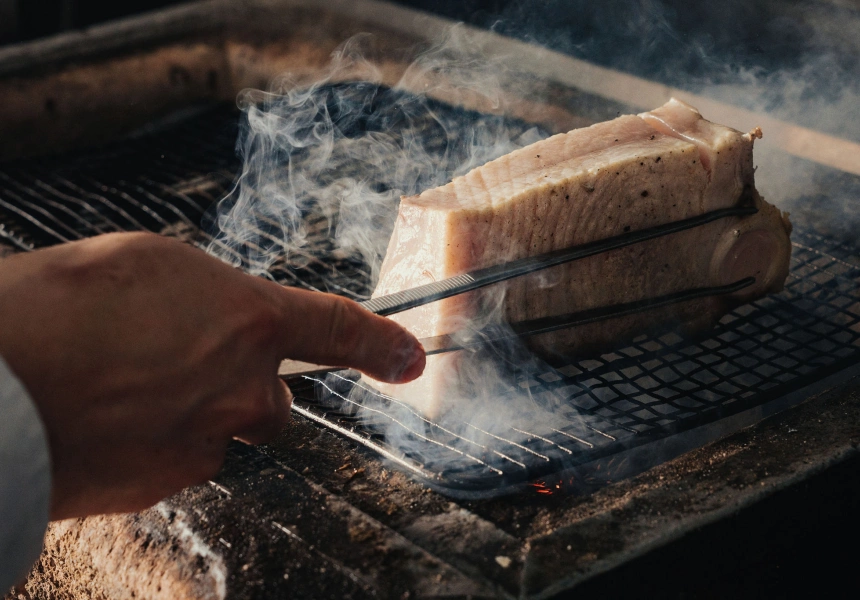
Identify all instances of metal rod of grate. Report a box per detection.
[1,95,858,497]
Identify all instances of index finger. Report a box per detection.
[272,284,426,384]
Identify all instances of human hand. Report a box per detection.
[0,233,424,520]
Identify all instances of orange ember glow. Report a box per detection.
[529,481,554,495]
[529,479,568,495]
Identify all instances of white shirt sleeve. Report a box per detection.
[0,355,51,589]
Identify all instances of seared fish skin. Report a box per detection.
[366,99,792,418]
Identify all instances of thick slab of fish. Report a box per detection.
[365,99,792,418]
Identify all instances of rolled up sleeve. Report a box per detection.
[0,355,51,589]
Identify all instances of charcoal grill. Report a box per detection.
[4,87,858,499]
[3,1,860,598]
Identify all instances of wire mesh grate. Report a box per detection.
[286,229,860,493]
[1,93,858,496]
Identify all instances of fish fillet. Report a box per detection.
[365,99,792,418]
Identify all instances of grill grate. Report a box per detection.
[288,228,860,493]
[2,94,858,498]
[0,105,240,251]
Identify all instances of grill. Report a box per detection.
[5,1,860,596]
[297,225,860,496]
[2,87,858,500]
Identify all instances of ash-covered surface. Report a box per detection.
[257,376,860,597]
[12,372,859,599]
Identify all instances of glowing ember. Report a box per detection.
[529,481,554,495]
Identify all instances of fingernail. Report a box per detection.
[398,341,426,382]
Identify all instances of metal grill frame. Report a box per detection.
[1,98,858,500]
[286,227,860,497]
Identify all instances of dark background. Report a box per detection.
[2,0,183,41]
[3,0,858,83]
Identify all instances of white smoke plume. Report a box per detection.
[205,28,544,282]
[490,0,860,239]
[204,26,599,486]
[205,6,860,492]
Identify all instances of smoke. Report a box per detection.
[204,25,611,483]
[206,2,860,491]
[690,10,860,243]
[205,28,544,282]
[695,60,860,242]
[317,334,595,479]
[482,0,860,239]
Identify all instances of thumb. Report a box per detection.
[273,285,426,383]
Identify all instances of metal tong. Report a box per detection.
[279,205,758,379]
